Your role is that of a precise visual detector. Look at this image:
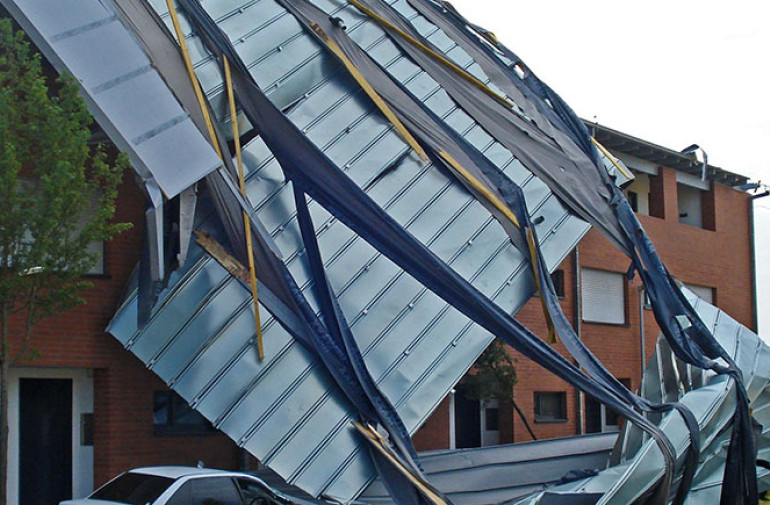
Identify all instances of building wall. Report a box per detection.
[412,165,755,448]
[9,164,753,494]
[6,175,241,503]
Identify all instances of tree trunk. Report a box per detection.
[0,357,8,505]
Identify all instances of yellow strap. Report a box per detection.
[166,0,265,359]
[166,0,222,159]
[526,228,557,344]
[435,152,556,342]
[309,23,428,162]
[353,422,447,505]
[437,151,519,229]
[224,57,265,361]
[591,137,633,180]
[346,0,513,110]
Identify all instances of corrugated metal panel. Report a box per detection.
[0,0,221,198]
[104,0,592,501]
[361,434,616,505]
[512,288,770,504]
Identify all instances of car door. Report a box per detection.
[165,476,244,505]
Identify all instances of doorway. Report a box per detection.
[19,378,73,505]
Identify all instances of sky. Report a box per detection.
[447,0,770,332]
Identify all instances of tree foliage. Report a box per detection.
[0,18,130,338]
[0,18,131,503]
[459,339,517,403]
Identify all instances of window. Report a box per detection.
[237,478,286,505]
[153,390,215,436]
[586,379,630,433]
[677,183,704,227]
[581,268,625,325]
[167,477,243,505]
[623,172,650,215]
[684,283,714,305]
[90,472,173,505]
[551,270,565,298]
[534,391,567,422]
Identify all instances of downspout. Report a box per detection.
[750,190,770,332]
[573,246,584,435]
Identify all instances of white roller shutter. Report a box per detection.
[582,268,626,324]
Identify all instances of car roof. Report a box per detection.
[128,466,245,480]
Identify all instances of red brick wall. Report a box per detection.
[415,167,754,448]
[9,175,240,487]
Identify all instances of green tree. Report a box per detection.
[0,18,130,504]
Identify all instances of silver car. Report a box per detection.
[60,466,323,505]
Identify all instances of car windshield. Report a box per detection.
[90,472,174,505]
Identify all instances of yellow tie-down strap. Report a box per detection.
[346,0,513,110]
[438,151,557,343]
[353,422,447,505]
[309,22,428,162]
[166,0,264,359]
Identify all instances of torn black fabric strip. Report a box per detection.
[176,9,678,505]
[612,195,758,505]
[344,0,629,254]
[177,5,443,505]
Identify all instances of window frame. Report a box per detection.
[533,391,568,423]
[152,390,216,437]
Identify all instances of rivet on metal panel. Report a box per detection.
[404,349,410,355]
[362,308,369,315]
[363,264,370,271]
[240,37,246,43]
[467,239,473,246]
[278,45,283,52]
[506,279,512,285]
[344,163,351,169]
[277,226,284,232]
[408,302,414,309]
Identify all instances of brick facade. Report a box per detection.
[7,156,752,493]
[412,164,754,448]
[7,175,242,494]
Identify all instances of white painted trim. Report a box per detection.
[616,153,659,176]
[676,171,711,191]
[7,367,94,505]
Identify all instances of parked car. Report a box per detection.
[60,466,325,505]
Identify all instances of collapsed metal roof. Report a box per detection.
[3,1,768,504]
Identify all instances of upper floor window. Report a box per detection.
[684,283,715,305]
[677,183,704,227]
[581,268,626,325]
[624,172,650,215]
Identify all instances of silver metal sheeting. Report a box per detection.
[104,0,591,501]
[361,434,616,505]
[0,0,221,198]
[510,289,770,505]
